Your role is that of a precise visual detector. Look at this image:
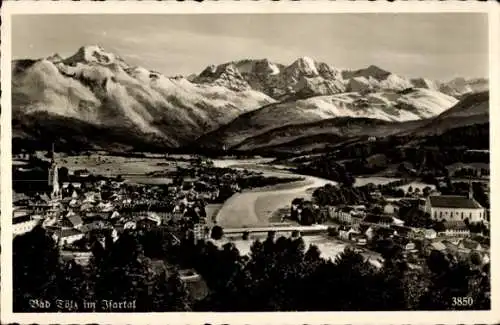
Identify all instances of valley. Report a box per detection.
[9,12,493,314]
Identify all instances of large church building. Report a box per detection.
[424,194,485,223]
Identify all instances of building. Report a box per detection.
[358,224,376,241]
[425,193,485,223]
[66,213,84,229]
[13,215,39,236]
[423,229,437,239]
[47,144,62,200]
[427,241,447,254]
[53,228,85,246]
[440,221,471,237]
[458,239,484,252]
[383,202,399,215]
[338,225,358,241]
[394,236,417,252]
[329,206,365,225]
[363,214,393,227]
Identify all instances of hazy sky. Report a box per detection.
[12,14,488,81]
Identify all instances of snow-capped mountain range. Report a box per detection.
[13,45,274,148]
[12,45,489,151]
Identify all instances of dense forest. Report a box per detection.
[14,226,490,312]
[294,123,489,182]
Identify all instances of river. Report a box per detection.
[211,159,398,228]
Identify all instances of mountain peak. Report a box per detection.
[46,53,63,63]
[193,62,250,91]
[64,45,118,66]
[288,56,319,76]
[363,65,391,78]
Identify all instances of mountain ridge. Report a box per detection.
[12,45,275,148]
[12,45,488,153]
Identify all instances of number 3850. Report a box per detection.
[452,297,473,307]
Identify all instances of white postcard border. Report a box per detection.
[1,1,499,324]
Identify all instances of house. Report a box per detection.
[79,202,95,212]
[383,202,400,215]
[351,205,367,212]
[458,239,484,252]
[13,215,39,236]
[351,216,364,227]
[66,213,84,229]
[53,228,85,246]
[60,250,92,266]
[69,199,79,208]
[123,221,137,230]
[359,224,376,241]
[424,229,437,239]
[400,198,427,211]
[394,236,416,252]
[338,226,358,241]
[425,195,485,223]
[428,241,447,254]
[83,192,100,203]
[326,206,337,220]
[351,233,367,245]
[440,221,470,237]
[111,211,120,219]
[364,214,393,227]
[392,217,405,226]
[375,226,396,240]
[75,170,90,178]
[81,215,110,232]
[42,215,58,227]
[13,207,30,219]
[137,216,161,229]
[71,182,82,189]
[392,225,413,238]
[335,207,354,223]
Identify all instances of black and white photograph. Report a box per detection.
[2,2,498,323]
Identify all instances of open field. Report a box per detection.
[212,158,275,168]
[397,181,436,193]
[354,176,400,186]
[56,154,184,177]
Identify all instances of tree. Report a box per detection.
[433,221,446,233]
[327,226,339,237]
[152,271,191,311]
[13,225,61,312]
[58,166,69,183]
[211,226,224,240]
[93,231,156,311]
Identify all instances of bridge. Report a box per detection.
[223,224,329,235]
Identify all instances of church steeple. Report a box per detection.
[48,143,61,199]
[468,177,473,200]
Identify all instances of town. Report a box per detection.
[12,146,490,312]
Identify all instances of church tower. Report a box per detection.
[48,143,61,199]
[48,143,55,187]
[468,177,474,200]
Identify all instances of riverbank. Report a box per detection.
[216,169,336,228]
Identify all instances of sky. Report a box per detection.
[12,13,488,81]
